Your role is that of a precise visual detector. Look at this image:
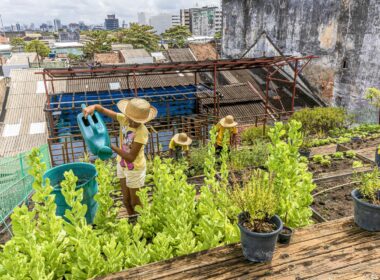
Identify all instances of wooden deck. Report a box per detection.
[100,217,380,280]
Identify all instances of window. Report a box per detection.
[2,123,21,137]
[29,122,46,135]
[342,59,348,69]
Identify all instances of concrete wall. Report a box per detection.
[222,0,380,122]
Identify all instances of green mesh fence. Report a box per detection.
[0,145,51,230]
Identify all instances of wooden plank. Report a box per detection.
[99,218,380,280]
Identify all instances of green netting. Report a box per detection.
[0,145,51,228]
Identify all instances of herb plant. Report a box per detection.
[356,168,380,205]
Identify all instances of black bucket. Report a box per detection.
[351,189,380,231]
[299,149,311,158]
[238,214,283,262]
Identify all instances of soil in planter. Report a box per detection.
[312,185,353,221]
[243,219,276,233]
[344,137,380,150]
[313,175,355,194]
[308,158,361,176]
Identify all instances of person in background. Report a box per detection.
[169,132,192,160]
[83,98,157,216]
[215,115,238,155]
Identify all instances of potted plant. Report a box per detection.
[231,169,283,262]
[299,134,312,158]
[352,168,380,231]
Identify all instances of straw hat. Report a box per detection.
[219,115,237,128]
[173,133,192,146]
[117,98,157,123]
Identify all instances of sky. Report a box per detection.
[0,0,220,26]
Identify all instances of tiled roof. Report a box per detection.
[119,49,151,59]
[188,43,218,61]
[94,52,121,64]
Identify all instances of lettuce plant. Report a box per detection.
[267,120,315,228]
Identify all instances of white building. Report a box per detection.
[2,52,38,78]
[137,12,147,25]
[149,13,172,34]
[172,15,180,27]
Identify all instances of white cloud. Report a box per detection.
[0,0,220,26]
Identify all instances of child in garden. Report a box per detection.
[169,132,192,160]
[215,115,238,155]
[83,98,157,216]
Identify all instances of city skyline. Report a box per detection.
[0,0,220,27]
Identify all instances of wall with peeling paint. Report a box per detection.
[222,0,380,122]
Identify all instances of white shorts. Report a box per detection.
[116,164,146,189]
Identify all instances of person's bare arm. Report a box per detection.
[111,142,143,162]
[83,104,118,121]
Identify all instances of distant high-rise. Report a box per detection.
[189,6,221,36]
[180,9,190,29]
[137,12,147,25]
[171,15,180,27]
[149,13,172,34]
[54,19,62,32]
[15,23,21,31]
[104,14,119,30]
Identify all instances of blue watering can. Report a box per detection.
[77,104,113,160]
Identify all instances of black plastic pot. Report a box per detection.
[278,226,293,244]
[351,136,361,143]
[375,147,380,167]
[238,214,283,262]
[351,189,380,231]
[299,148,311,158]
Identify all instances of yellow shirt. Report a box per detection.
[117,113,148,170]
[168,138,190,151]
[216,123,238,147]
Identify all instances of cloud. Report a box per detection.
[0,0,220,26]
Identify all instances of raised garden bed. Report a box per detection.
[342,137,380,150]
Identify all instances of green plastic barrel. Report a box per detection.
[43,162,98,224]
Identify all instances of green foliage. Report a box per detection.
[230,169,277,227]
[241,125,271,145]
[345,150,356,158]
[116,24,160,52]
[365,87,380,108]
[83,31,113,58]
[312,154,324,164]
[0,142,242,278]
[356,168,380,204]
[25,40,50,57]
[229,140,269,171]
[188,145,208,176]
[68,53,82,62]
[290,107,349,136]
[162,25,191,48]
[352,161,363,168]
[214,31,222,40]
[267,120,315,227]
[10,37,25,50]
[332,152,344,160]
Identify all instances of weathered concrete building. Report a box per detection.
[222,0,380,122]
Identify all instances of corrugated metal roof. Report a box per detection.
[198,83,263,106]
[119,49,151,59]
[167,48,197,62]
[0,68,48,157]
[6,52,38,65]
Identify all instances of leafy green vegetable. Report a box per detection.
[267,120,315,227]
[356,168,380,204]
[352,161,364,168]
[345,150,356,158]
[332,152,344,160]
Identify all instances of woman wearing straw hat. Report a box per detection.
[83,98,157,216]
[215,115,238,155]
[169,132,192,160]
